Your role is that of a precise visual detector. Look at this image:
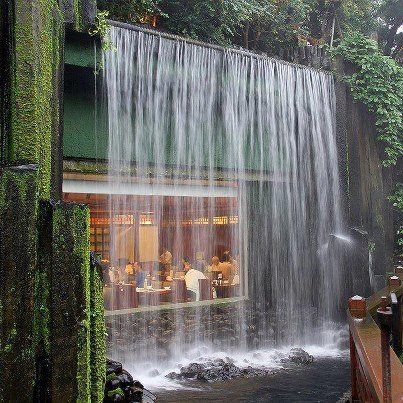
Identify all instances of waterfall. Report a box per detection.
[103,25,343,374]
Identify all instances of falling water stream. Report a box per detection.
[103,25,346,389]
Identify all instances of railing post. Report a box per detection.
[377,296,393,403]
[349,331,359,401]
[348,295,366,401]
[390,292,402,357]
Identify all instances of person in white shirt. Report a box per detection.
[184,265,207,301]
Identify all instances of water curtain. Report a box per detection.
[103,25,343,366]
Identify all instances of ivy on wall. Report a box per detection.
[331,33,403,250]
[389,183,403,249]
[331,33,402,167]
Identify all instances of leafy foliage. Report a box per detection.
[97,0,163,24]
[332,33,403,250]
[331,33,403,167]
[89,10,112,51]
[156,0,252,45]
[389,183,403,249]
[377,0,403,58]
[97,0,401,59]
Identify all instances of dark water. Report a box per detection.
[155,358,349,403]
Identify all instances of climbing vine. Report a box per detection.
[331,33,402,167]
[389,183,403,249]
[331,33,403,250]
[89,10,114,51]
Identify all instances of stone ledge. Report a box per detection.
[105,296,247,317]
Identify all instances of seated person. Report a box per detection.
[181,257,191,272]
[218,254,234,282]
[205,256,221,275]
[135,263,146,288]
[125,261,138,283]
[159,247,173,270]
[184,261,207,301]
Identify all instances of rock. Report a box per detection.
[287,348,314,365]
[116,369,134,388]
[106,387,125,402]
[179,362,205,379]
[133,380,144,390]
[123,386,143,402]
[105,360,148,402]
[166,358,276,383]
[107,359,123,375]
[106,378,121,391]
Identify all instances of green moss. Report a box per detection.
[75,205,91,403]
[33,202,53,357]
[0,166,39,401]
[73,0,84,31]
[107,387,125,398]
[106,372,117,382]
[51,203,91,402]
[89,258,107,402]
[9,0,62,199]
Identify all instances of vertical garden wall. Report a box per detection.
[0,0,105,402]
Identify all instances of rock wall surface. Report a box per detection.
[283,46,394,283]
[0,1,104,402]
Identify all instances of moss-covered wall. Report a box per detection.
[0,1,9,165]
[7,0,63,199]
[1,1,105,402]
[0,165,39,401]
[51,202,91,402]
[90,256,107,402]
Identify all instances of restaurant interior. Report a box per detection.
[64,192,242,310]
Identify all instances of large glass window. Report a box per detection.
[65,190,244,311]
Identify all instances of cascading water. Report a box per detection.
[103,25,344,381]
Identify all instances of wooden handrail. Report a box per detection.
[348,271,403,402]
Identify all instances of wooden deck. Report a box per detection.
[348,271,403,402]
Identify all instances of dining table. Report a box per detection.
[137,288,172,306]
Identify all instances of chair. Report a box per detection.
[104,283,138,310]
[199,278,213,301]
[172,279,187,303]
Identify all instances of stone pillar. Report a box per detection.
[33,200,54,402]
[7,0,63,199]
[0,165,39,401]
[90,254,107,402]
[51,202,91,402]
[60,0,97,31]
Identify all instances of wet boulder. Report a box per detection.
[104,359,151,402]
[123,386,143,402]
[107,359,123,375]
[166,358,275,383]
[116,369,134,388]
[106,387,125,402]
[287,348,314,365]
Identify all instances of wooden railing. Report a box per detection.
[348,268,403,402]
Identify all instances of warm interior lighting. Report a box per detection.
[90,214,134,225]
[140,213,154,225]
